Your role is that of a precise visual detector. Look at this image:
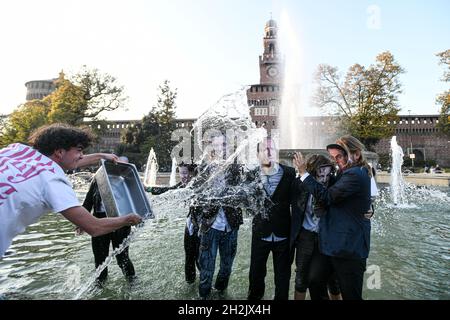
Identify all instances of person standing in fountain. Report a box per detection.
[146,162,200,284]
[293,135,372,300]
[247,137,296,300]
[82,156,136,285]
[291,154,342,300]
[0,124,142,260]
[191,131,243,299]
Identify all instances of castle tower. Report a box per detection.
[247,18,283,131]
[25,73,58,101]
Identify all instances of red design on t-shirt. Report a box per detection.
[0,145,56,206]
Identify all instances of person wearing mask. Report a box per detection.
[192,132,244,299]
[293,135,372,300]
[291,154,341,300]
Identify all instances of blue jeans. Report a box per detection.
[198,228,238,298]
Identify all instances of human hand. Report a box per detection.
[125,213,143,226]
[75,227,85,235]
[293,152,306,175]
[103,153,119,164]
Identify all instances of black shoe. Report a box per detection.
[186,274,196,284]
[214,277,229,292]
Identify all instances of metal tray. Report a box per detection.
[95,159,154,219]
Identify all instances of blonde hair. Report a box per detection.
[335,135,372,177]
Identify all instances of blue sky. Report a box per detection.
[0,0,448,120]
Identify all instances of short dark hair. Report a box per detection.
[178,161,197,173]
[28,123,95,156]
[306,154,334,177]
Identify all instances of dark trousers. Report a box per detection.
[248,234,291,300]
[294,228,341,299]
[308,252,367,300]
[331,257,366,300]
[184,226,200,283]
[91,213,135,283]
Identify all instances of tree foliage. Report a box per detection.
[314,51,404,150]
[0,67,127,148]
[0,100,49,146]
[120,80,178,171]
[436,49,450,136]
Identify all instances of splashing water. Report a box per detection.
[67,171,94,192]
[169,157,177,187]
[390,136,407,205]
[189,88,270,217]
[143,148,158,187]
[73,213,152,300]
[75,88,271,299]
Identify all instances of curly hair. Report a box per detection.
[306,154,334,178]
[28,123,95,156]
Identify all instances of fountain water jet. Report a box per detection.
[169,157,177,187]
[390,136,407,206]
[143,148,158,187]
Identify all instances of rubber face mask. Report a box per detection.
[316,165,333,186]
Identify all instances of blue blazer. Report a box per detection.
[302,166,371,259]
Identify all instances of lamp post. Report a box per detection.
[408,109,414,169]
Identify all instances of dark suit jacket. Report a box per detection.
[302,166,371,259]
[252,164,297,240]
[290,175,337,249]
[191,163,244,234]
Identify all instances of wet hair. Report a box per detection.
[28,123,95,156]
[306,154,334,178]
[335,135,372,177]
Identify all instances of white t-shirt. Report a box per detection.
[0,143,80,257]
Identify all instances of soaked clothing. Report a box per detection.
[198,228,238,298]
[83,180,135,282]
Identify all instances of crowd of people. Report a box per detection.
[0,123,376,300]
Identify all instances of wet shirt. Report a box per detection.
[210,166,232,232]
[0,143,80,257]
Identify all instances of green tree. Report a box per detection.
[0,100,49,146]
[120,80,177,170]
[314,51,404,150]
[436,49,450,136]
[47,75,86,125]
[0,67,127,148]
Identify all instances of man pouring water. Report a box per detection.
[0,123,142,259]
